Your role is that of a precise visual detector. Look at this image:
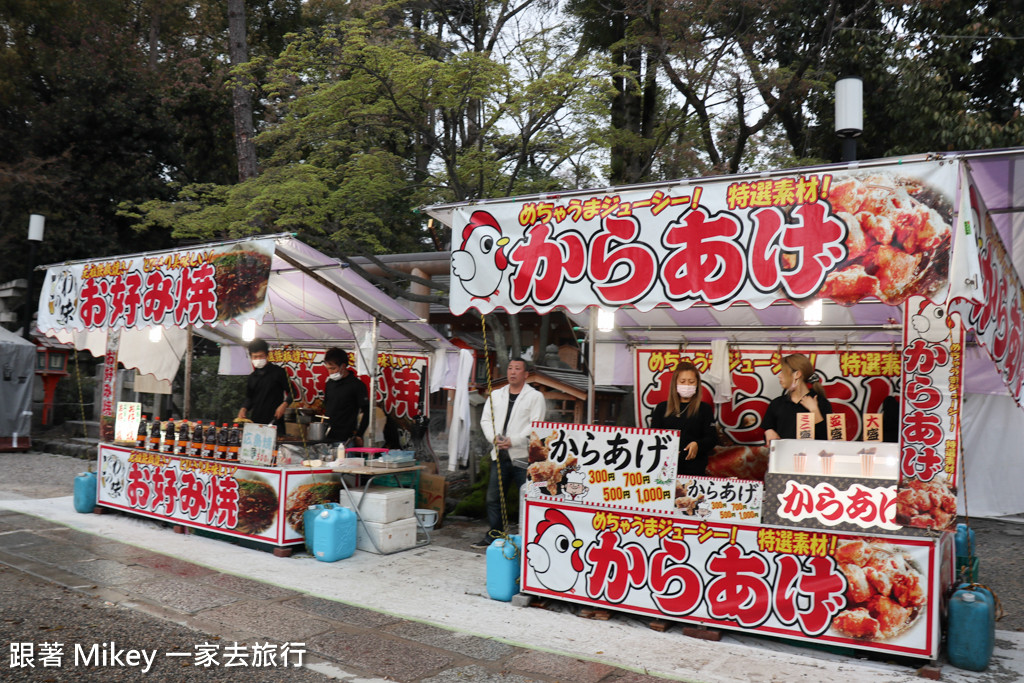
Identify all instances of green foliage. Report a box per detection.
[125,2,616,256]
[180,355,248,425]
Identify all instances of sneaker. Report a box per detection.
[470,535,494,549]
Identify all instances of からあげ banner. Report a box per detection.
[524,422,680,512]
[448,161,957,314]
[522,498,946,659]
[896,296,964,531]
[37,239,276,332]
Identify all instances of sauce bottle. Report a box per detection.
[228,423,241,460]
[136,415,149,450]
[203,422,218,458]
[217,423,230,459]
[163,419,176,454]
[190,422,204,458]
[148,416,162,452]
[176,420,191,455]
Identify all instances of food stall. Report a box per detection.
[425,149,1024,662]
[33,234,460,554]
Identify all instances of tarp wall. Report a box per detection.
[0,327,35,446]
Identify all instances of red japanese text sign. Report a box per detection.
[97,443,341,545]
[896,296,964,530]
[764,476,899,532]
[525,422,679,512]
[37,239,275,332]
[450,161,957,314]
[271,348,428,420]
[636,346,900,445]
[949,175,1024,403]
[522,498,944,658]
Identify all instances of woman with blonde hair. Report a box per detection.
[650,361,717,476]
[762,353,833,443]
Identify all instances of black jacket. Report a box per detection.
[324,373,370,442]
[650,400,717,476]
[761,390,833,440]
[243,363,292,425]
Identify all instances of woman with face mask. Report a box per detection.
[761,353,833,443]
[650,361,718,476]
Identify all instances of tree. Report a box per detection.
[228,0,259,180]
[128,1,615,255]
[0,0,307,293]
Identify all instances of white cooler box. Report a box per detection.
[339,485,415,523]
[356,517,417,554]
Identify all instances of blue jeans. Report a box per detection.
[486,453,526,535]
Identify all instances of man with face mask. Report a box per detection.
[236,339,293,434]
[322,347,369,446]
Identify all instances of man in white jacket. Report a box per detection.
[472,357,547,548]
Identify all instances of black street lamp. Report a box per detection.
[22,214,45,340]
[835,76,863,162]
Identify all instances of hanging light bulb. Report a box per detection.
[148,326,162,343]
[597,307,615,332]
[242,318,257,342]
[804,299,823,326]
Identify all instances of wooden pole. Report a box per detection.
[183,325,193,419]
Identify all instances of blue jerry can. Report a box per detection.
[955,523,976,557]
[304,503,344,553]
[311,507,357,562]
[303,503,328,554]
[73,471,97,513]
[947,585,995,671]
[486,534,522,602]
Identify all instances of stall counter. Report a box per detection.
[96,443,341,551]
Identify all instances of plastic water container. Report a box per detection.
[486,534,522,602]
[955,523,976,557]
[947,585,995,671]
[310,506,357,562]
[304,503,346,554]
[73,471,97,513]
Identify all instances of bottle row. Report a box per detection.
[135,417,245,460]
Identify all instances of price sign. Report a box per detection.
[240,423,278,466]
[114,402,142,443]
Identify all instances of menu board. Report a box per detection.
[114,401,142,443]
[240,423,278,466]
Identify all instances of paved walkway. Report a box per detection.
[1,450,1022,682]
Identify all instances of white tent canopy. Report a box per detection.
[36,234,460,386]
[426,148,1024,516]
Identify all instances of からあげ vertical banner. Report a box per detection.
[896,296,964,530]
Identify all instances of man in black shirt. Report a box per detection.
[235,339,292,434]
[322,348,369,446]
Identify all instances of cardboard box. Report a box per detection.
[339,486,415,524]
[356,517,417,554]
[418,472,447,528]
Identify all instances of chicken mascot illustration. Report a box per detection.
[910,299,954,344]
[451,210,510,299]
[527,508,585,593]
